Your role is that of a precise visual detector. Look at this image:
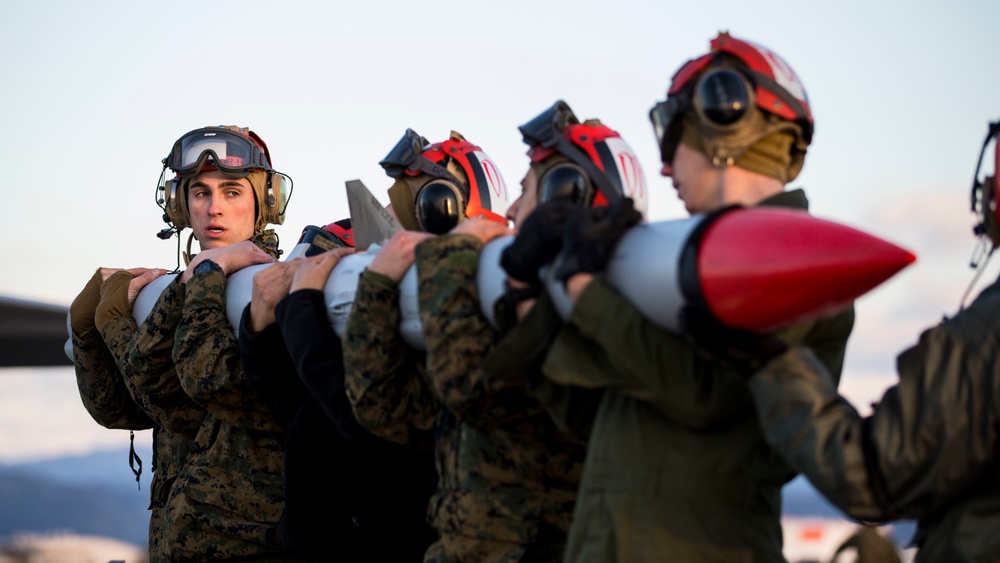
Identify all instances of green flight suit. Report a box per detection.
[543,189,855,562]
[749,273,1000,562]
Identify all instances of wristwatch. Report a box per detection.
[192,259,223,276]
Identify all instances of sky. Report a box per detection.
[0,0,998,464]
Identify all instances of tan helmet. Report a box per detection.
[155,125,292,234]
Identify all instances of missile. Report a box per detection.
[132,206,915,350]
[541,206,916,333]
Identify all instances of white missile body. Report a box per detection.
[132,207,915,350]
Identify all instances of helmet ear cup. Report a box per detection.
[538,163,594,207]
[263,172,290,225]
[693,67,754,131]
[165,177,190,229]
[415,180,465,234]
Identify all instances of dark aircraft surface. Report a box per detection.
[0,295,72,367]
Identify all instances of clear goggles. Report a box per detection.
[166,127,272,178]
[649,67,753,163]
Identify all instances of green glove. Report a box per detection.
[69,269,105,338]
[94,271,134,334]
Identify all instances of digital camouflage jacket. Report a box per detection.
[165,261,285,562]
[415,234,586,560]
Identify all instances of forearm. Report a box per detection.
[238,307,304,428]
[750,332,998,522]
[278,290,369,442]
[122,279,202,432]
[73,328,153,429]
[416,235,531,424]
[343,270,436,446]
[554,278,750,428]
[749,346,884,521]
[173,267,254,409]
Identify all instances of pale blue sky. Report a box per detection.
[0,0,998,461]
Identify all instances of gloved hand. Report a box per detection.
[680,306,788,375]
[94,271,135,335]
[69,269,105,338]
[552,197,642,282]
[500,198,579,286]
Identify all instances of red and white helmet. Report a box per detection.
[520,100,648,216]
[380,129,509,234]
[650,32,812,180]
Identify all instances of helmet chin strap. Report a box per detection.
[183,232,197,266]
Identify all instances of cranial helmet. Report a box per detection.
[650,32,813,181]
[380,129,509,234]
[155,125,293,234]
[971,120,1000,264]
[519,100,648,216]
[293,218,355,258]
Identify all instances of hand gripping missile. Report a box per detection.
[542,205,916,332]
[133,206,916,349]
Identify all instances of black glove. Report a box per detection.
[500,199,579,286]
[552,197,642,282]
[680,306,788,375]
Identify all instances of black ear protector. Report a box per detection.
[414,179,466,234]
[537,162,594,206]
[693,66,755,132]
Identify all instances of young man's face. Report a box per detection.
[507,167,540,230]
[186,169,256,250]
[660,143,723,215]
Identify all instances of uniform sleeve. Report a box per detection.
[543,278,753,429]
[480,291,604,440]
[118,278,203,433]
[343,268,436,448]
[749,291,999,522]
[544,277,854,430]
[275,289,370,443]
[73,325,154,430]
[238,304,303,429]
[416,235,547,428]
[172,267,263,417]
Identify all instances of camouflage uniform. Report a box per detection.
[72,286,154,430]
[343,269,438,449]
[540,190,856,562]
[166,254,285,561]
[97,275,197,563]
[87,231,279,562]
[72,269,181,563]
[413,235,586,562]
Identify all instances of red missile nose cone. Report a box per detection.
[697,207,916,332]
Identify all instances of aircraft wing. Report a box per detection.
[0,295,72,368]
